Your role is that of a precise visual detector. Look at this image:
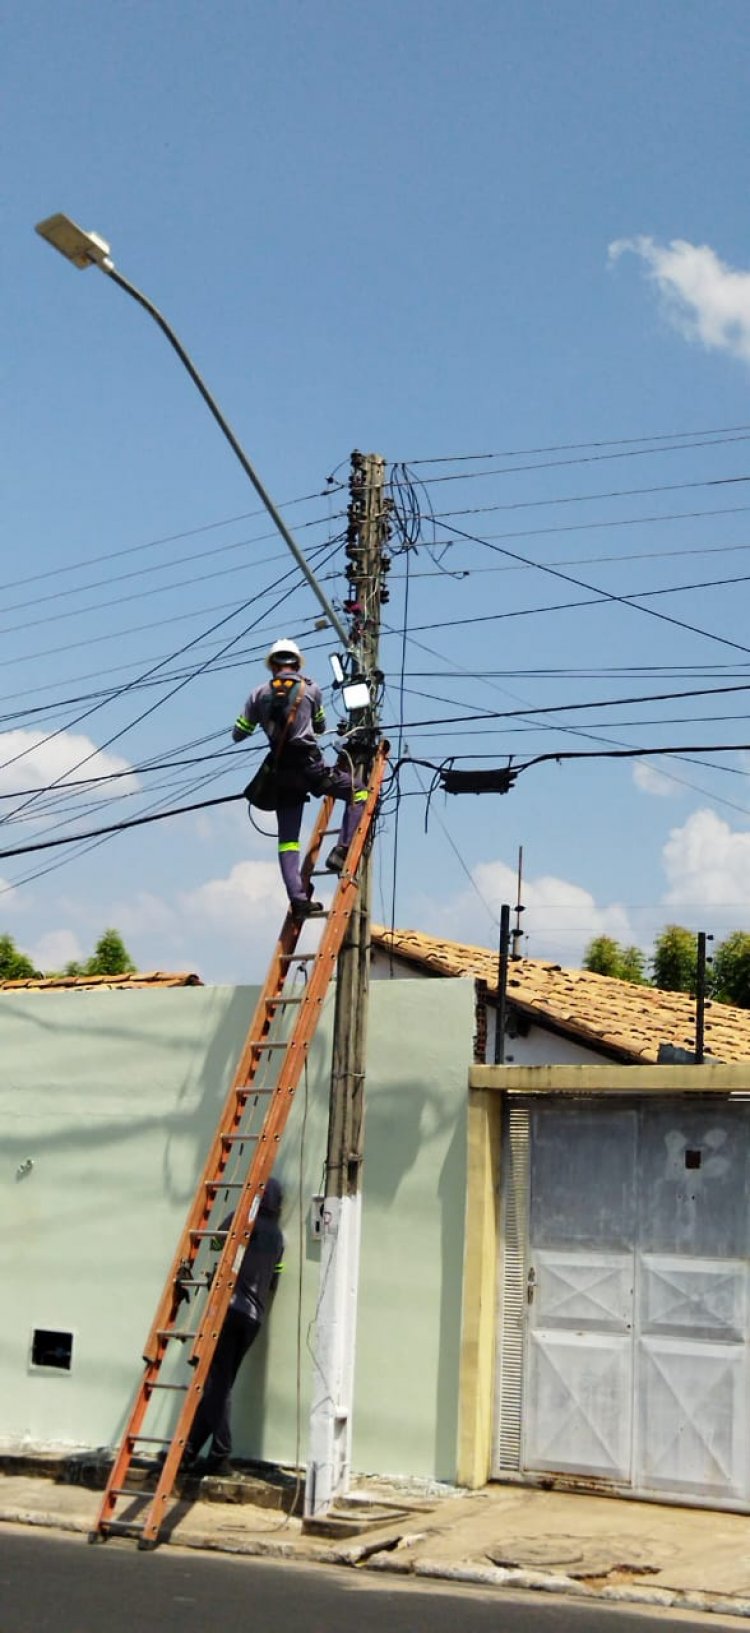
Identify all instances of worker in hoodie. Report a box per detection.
[232,637,368,919]
[183,1176,285,1476]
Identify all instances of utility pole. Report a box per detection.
[305,452,388,1518]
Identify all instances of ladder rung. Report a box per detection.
[266,995,303,1005]
[203,1179,246,1189]
[128,1435,171,1445]
[190,1228,228,1239]
[251,1041,290,1051]
[148,1382,189,1391]
[220,1133,258,1145]
[108,1486,148,1499]
[279,952,317,961]
[155,1329,198,1341]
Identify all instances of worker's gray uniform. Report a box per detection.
[232,672,366,907]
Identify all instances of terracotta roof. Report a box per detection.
[370,926,750,1065]
[0,970,203,993]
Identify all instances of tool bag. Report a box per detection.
[243,752,279,811]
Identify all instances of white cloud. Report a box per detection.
[417,856,634,967]
[633,761,680,798]
[662,807,750,910]
[0,730,139,798]
[609,236,750,364]
[181,860,284,939]
[29,929,83,972]
[108,891,180,938]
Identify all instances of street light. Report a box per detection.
[35,212,351,650]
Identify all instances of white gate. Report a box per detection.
[494,1099,750,1506]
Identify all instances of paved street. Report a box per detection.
[1,1529,748,1633]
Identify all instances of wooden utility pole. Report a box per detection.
[325,451,386,1199]
[305,452,388,1518]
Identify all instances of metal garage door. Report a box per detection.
[493,1099,750,1506]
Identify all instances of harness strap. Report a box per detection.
[270,677,306,764]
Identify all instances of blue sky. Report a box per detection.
[4,0,750,981]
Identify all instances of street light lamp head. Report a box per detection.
[35,213,112,270]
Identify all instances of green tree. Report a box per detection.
[0,934,39,981]
[583,935,647,984]
[85,929,136,977]
[618,945,648,985]
[712,931,750,1009]
[583,935,623,977]
[652,924,698,993]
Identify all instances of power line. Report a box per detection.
[0,512,343,628]
[393,432,750,486]
[424,519,750,661]
[430,471,750,522]
[395,506,750,565]
[0,486,344,595]
[0,541,341,829]
[404,421,750,465]
[381,677,750,732]
[0,743,239,803]
[9,734,750,867]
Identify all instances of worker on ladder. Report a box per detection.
[233,638,368,920]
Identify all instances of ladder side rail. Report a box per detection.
[187,746,387,1367]
[136,754,387,1543]
[95,799,338,1533]
[139,800,336,1362]
[96,752,386,1543]
[96,1355,168,1529]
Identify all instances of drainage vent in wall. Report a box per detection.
[31,1329,73,1371]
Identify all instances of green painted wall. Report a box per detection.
[1,979,472,1482]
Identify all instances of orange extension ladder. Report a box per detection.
[91,742,388,1548]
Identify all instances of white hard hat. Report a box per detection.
[266,637,303,669]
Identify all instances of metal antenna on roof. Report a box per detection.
[511,846,525,961]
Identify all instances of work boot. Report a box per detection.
[290,897,324,921]
[204,1454,234,1478]
[325,843,348,875]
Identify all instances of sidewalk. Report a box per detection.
[3,1461,750,1620]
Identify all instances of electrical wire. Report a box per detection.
[0,538,343,829]
[386,544,412,961]
[404,420,750,465]
[392,431,750,485]
[408,519,750,662]
[0,486,344,595]
[0,512,344,627]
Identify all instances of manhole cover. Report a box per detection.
[487,1535,659,1578]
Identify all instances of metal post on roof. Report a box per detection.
[695,931,713,1064]
[511,845,525,960]
[494,904,511,1065]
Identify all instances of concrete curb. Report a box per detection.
[7,1493,750,1620]
[368,1552,750,1618]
